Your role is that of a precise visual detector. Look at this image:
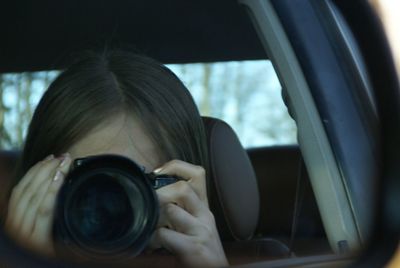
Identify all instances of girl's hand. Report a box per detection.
[5,153,72,256]
[149,160,228,268]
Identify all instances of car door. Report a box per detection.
[238,0,400,267]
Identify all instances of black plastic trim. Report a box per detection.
[270,0,380,246]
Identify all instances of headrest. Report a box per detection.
[202,117,259,241]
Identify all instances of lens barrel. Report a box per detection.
[53,155,160,261]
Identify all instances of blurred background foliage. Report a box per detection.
[0,60,296,149]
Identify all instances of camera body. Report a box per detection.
[53,154,179,261]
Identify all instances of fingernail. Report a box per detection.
[44,154,54,161]
[59,153,70,168]
[53,170,63,181]
[153,167,163,174]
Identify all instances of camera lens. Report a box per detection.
[67,174,137,247]
[54,155,159,260]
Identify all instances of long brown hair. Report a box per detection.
[14,50,208,185]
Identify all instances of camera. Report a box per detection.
[53,154,179,261]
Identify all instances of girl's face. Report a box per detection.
[67,113,166,172]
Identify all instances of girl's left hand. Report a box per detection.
[148,160,228,268]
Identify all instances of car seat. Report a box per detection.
[202,117,291,264]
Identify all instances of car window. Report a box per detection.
[0,60,297,149]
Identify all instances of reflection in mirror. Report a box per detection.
[0,54,300,266]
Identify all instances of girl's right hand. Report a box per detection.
[5,153,72,256]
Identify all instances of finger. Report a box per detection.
[17,153,70,198]
[19,154,72,236]
[154,160,208,204]
[156,181,207,217]
[12,157,60,212]
[9,155,55,210]
[16,154,55,186]
[9,158,61,232]
[28,154,71,212]
[161,203,200,235]
[148,230,162,250]
[31,170,65,244]
[25,158,61,200]
[57,153,72,175]
[149,227,192,255]
[157,205,172,230]
[18,178,52,237]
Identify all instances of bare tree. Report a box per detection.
[199,64,212,116]
[0,75,11,148]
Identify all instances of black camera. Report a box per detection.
[53,154,179,261]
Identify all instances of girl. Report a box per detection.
[4,51,228,268]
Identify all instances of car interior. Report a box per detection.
[0,0,399,267]
[0,118,328,266]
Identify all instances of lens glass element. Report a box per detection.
[66,171,147,250]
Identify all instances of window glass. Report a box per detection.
[0,60,296,149]
[0,71,59,149]
[169,60,297,147]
